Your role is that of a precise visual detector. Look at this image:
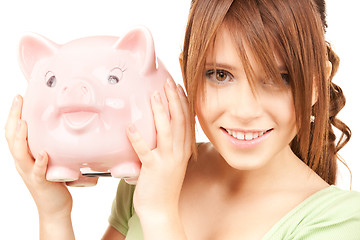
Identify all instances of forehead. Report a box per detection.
[206,27,242,66]
[206,26,285,71]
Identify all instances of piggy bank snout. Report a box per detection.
[57,80,95,107]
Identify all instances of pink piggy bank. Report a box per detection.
[19,27,170,184]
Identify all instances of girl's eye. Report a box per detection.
[280,73,290,85]
[45,71,57,88]
[205,69,233,83]
[262,73,290,86]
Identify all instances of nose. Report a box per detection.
[228,81,262,122]
[58,80,94,106]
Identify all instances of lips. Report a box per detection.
[221,127,273,149]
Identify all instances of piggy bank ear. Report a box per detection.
[18,33,59,80]
[113,27,156,75]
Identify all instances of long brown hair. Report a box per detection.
[182,0,351,185]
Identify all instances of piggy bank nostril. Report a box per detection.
[63,87,69,93]
[81,86,88,94]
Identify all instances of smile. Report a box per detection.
[221,127,273,149]
[224,128,270,141]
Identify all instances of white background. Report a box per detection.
[0,1,359,239]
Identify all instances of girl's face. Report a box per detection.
[195,28,298,170]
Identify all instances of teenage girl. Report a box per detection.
[6,0,360,239]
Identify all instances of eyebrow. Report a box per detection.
[205,62,237,71]
[278,65,288,72]
[206,62,288,73]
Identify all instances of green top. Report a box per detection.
[109,180,360,239]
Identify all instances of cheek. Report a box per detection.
[264,92,296,126]
[276,95,296,130]
[194,95,206,124]
[195,86,220,121]
[194,88,215,134]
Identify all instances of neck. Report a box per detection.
[211,144,308,195]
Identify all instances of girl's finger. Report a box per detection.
[5,95,23,148]
[12,120,34,174]
[176,84,192,154]
[127,124,154,165]
[164,79,186,148]
[32,151,49,182]
[150,90,172,152]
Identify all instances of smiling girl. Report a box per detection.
[6,0,360,239]
[106,0,360,239]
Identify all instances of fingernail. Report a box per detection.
[153,91,162,103]
[167,78,177,90]
[177,84,186,96]
[11,96,19,110]
[128,124,137,134]
[37,151,45,162]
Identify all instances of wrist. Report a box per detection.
[38,209,72,223]
[138,208,187,240]
[36,196,73,222]
[135,196,180,220]
[38,212,75,240]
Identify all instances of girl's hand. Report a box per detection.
[5,95,74,220]
[127,78,192,218]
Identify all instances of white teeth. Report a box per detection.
[237,132,245,140]
[233,132,238,139]
[245,132,252,140]
[226,129,267,141]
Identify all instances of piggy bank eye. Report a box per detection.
[108,67,124,85]
[45,71,57,88]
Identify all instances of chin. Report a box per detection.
[219,149,271,171]
[227,159,268,171]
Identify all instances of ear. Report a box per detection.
[311,78,318,106]
[179,52,185,77]
[311,60,332,106]
[325,60,332,82]
[179,52,184,71]
[18,33,59,81]
[113,27,156,75]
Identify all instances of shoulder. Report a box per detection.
[114,179,136,214]
[304,186,360,216]
[265,186,360,240]
[290,186,360,239]
[108,180,137,236]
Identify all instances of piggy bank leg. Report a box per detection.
[123,177,138,185]
[66,175,98,187]
[46,166,80,182]
[110,162,140,185]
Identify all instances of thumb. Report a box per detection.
[33,151,49,181]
